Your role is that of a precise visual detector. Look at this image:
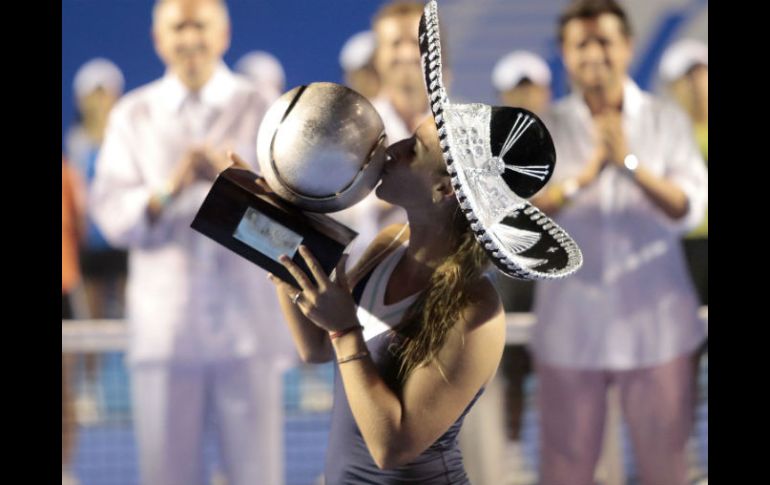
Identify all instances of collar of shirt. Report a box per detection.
[156,61,237,115]
[565,77,645,125]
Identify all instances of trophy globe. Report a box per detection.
[256,82,388,213]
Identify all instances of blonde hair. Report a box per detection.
[393,205,489,384]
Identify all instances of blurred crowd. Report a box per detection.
[62,1,707,484]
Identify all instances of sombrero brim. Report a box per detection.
[418,0,582,279]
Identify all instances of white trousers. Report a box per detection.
[130,358,285,485]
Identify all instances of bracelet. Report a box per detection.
[329,324,363,340]
[623,154,639,177]
[337,350,370,365]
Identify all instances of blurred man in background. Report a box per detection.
[531,1,707,483]
[65,58,128,323]
[492,50,552,116]
[65,58,128,425]
[235,50,286,103]
[90,1,294,483]
[333,1,428,271]
[370,1,429,142]
[339,30,380,100]
[659,38,708,306]
[66,58,125,185]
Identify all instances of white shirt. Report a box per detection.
[91,63,296,366]
[531,79,708,370]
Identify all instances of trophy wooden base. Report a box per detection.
[191,167,358,287]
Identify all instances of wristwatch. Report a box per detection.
[623,154,639,174]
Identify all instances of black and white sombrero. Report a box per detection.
[419,0,582,280]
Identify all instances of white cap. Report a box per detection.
[659,39,708,83]
[339,31,376,72]
[492,50,551,92]
[73,58,124,99]
[235,50,286,94]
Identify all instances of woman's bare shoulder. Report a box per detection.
[461,275,504,333]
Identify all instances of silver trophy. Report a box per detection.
[192,82,388,286]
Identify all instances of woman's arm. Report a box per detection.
[332,279,505,468]
[273,248,506,469]
[269,276,334,363]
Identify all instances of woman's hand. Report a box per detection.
[594,111,630,169]
[226,150,254,170]
[268,246,359,333]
